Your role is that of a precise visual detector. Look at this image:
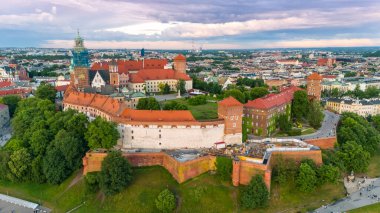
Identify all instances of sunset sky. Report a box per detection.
[1,0,380,49]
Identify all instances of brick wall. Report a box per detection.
[305,137,336,149]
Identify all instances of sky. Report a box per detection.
[1,0,380,49]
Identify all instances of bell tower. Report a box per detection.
[109,59,119,87]
[70,30,90,91]
[173,54,186,73]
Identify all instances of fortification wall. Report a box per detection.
[269,150,323,169]
[305,137,336,149]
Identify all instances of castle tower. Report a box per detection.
[173,54,186,73]
[109,59,119,87]
[218,96,243,145]
[307,72,323,101]
[232,158,241,186]
[70,30,90,91]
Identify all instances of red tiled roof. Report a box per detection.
[219,96,243,106]
[0,81,12,88]
[130,69,191,83]
[245,86,301,110]
[91,62,109,70]
[307,72,323,80]
[0,88,28,96]
[174,54,186,60]
[55,85,68,92]
[121,109,195,122]
[91,59,167,73]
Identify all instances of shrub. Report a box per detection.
[85,172,100,193]
[188,95,207,105]
[215,156,232,181]
[287,128,301,136]
[240,175,269,209]
[318,164,340,184]
[155,189,176,213]
[296,163,317,193]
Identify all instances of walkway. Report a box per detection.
[314,178,380,212]
[249,110,340,140]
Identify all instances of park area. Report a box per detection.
[0,166,346,213]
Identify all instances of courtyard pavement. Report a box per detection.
[314,178,380,212]
[248,110,340,141]
[153,93,189,102]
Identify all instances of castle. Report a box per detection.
[64,33,243,149]
[70,32,192,94]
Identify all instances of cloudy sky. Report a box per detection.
[1,0,380,49]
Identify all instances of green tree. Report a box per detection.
[158,83,165,94]
[240,175,269,209]
[307,100,324,129]
[224,89,245,103]
[163,101,188,110]
[176,79,186,94]
[7,148,31,182]
[85,117,120,149]
[249,87,269,100]
[163,83,171,94]
[99,151,133,195]
[272,156,298,184]
[215,157,232,181]
[292,90,309,121]
[296,163,317,193]
[0,95,21,117]
[43,146,67,184]
[337,141,370,173]
[136,97,160,110]
[85,172,100,194]
[188,95,207,105]
[318,164,340,184]
[278,114,291,132]
[0,151,10,180]
[155,189,176,213]
[35,82,57,102]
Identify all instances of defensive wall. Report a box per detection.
[83,149,322,190]
[305,137,336,149]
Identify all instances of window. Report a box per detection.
[132,136,134,140]
[233,123,236,127]
[159,134,161,138]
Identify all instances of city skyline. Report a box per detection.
[1,0,380,49]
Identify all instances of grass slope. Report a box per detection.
[0,166,346,213]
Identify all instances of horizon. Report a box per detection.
[1,0,380,49]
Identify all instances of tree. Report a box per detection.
[278,114,291,132]
[155,189,176,213]
[336,141,370,173]
[163,101,188,110]
[296,163,317,193]
[292,90,309,121]
[163,83,171,94]
[176,79,186,94]
[43,146,68,184]
[35,82,57,102]
[158,83,165,94]
[85,117,120,149]
[0,151,10,180]
[0,95,21,117]
[215,157,232,181]
[344,72,356,78]
[85,172,100,193]
[7,148,31,182]
[272,156,298,184]
[307,100,324,129]
[188,95,207,105]
[240,175,269,209]
[224,89,245,103]
[249,87,269,100]
[136,97,160,110]
[318,164,340,184]
[99,151,133,195]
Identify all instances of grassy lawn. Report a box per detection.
[301,128,316,135]
[0,166,347,213]
[367,147,380,178]
[161,98,218,120]
[350,203,380,212]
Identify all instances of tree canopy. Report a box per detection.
[240,175,269,209]
[292,90,309,121]
[0,95,21,117]
[136,97,161,110]
[296,163,317,193]
[85,117,119,150]
[155,189,176,213]
[99,151,133,195]
[35,82,57,102]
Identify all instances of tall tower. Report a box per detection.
[173,54,186,73]
[109,59,119,87]
[70,30,90,91]
[218,96,243,145]
[307,72,323,101]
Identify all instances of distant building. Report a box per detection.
[326,98,380,117]
[275,59,299,66]
[317,58,336,67]
[307,72,323,101]
[0,104,10,128]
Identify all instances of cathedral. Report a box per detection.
[70,32,192,94]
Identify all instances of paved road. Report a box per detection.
[249,110,340,140]
[314,178,380,212]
